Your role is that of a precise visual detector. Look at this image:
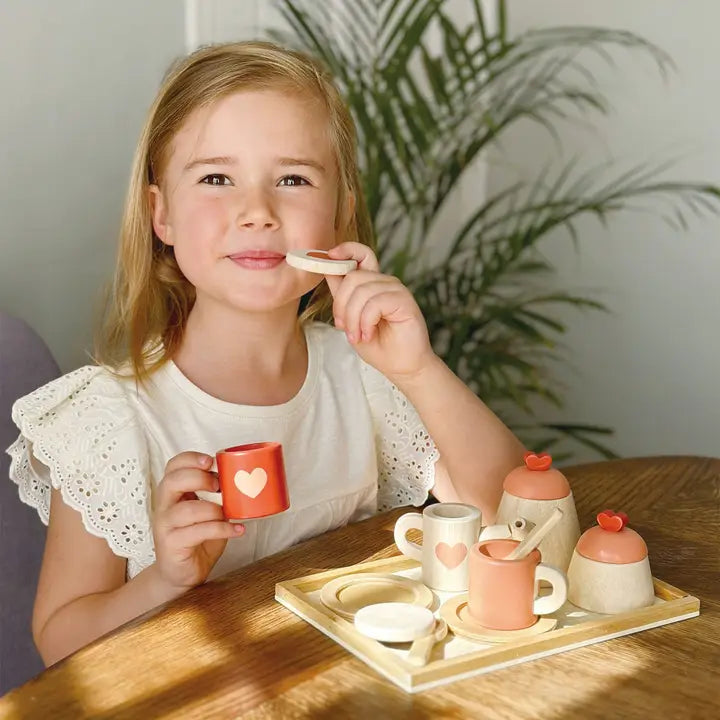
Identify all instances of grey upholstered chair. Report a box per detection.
[0,312,59,694]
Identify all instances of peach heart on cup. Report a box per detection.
[524,452,553,471]
[234,468,268,498]
[597,509,629,532]
[435,542,468,570]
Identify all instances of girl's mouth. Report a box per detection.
[227,250,286,270]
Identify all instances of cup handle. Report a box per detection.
[533,563,568,615]
[196,456,221,505]
[393,513,423,561]
[196,490,223,506]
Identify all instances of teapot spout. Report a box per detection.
[510,517,535,540]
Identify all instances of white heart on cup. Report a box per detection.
[234,468,268,498]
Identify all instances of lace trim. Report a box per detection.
[359,363,440,512]
[6,366,155,578]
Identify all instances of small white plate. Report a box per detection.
[285,249,357,275]
[354,602,435,643]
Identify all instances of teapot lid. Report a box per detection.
[503,453,571,500]
[576,510,648,564]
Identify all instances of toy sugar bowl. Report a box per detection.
[567,510,655,614]
[494,452,580,572]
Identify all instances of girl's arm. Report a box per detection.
[34,453,241,666]
[393,355,526,522]
[33,489,182,666]
[325,242,526,522]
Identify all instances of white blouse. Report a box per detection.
[6,322,439,579]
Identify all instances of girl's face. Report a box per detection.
[149,90,351,314]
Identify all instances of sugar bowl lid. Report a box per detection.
[503,452,571,500]
[576,510,648,564]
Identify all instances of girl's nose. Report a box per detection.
[236,189,280,231]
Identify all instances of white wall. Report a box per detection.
[185,0,283,47]
[0,0,185,371]
[494,0,720,460]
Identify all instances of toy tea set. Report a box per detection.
[368,452,654,645]
[275,452,700,692]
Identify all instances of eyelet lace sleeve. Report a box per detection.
[359,361,440,512]
[5,365,155,578]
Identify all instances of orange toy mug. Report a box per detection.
[468,539,567,630]
[202,442,290,520]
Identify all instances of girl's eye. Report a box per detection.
[278,175,310,187]
[201,174,232,186]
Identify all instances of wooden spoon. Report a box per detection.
[505,507,564,561]
[406,618,449,667]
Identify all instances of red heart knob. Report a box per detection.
[597,509,628,532]
[524,452,553,471]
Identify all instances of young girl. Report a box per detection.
[6,41,525,665]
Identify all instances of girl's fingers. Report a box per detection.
[157,468,218,513]
[342,282,405,342]
[161,499,225,530]
[357,290,408,342]
[325,243,381,303]
[164,451,213,476]
[332,272,399,330]
[167,521,244,550]
[327,242,380,272]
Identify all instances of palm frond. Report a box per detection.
[273,0,720,459]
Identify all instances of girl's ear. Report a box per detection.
[149,184,173,245]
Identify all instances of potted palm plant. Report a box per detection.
[272,0,720,459]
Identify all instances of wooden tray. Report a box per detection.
[275,555,700,693]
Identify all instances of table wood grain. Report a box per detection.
[1,456,719,719]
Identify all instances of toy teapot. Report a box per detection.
[567,510,654,614]
[494,452,580,572]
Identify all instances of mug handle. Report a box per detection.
[196,457,222,506]
[196,490,223,506]
[393,513,423,561]
[533,563,568,615]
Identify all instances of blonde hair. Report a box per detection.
[95,41,374,380]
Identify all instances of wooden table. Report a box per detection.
[1,456,719,719]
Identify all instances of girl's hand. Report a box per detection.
[325,243,437,383]
[152,452,244,593]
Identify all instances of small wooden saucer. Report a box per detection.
[439,594,557,643]
[285,249,357,276]
[320,573,434,620]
